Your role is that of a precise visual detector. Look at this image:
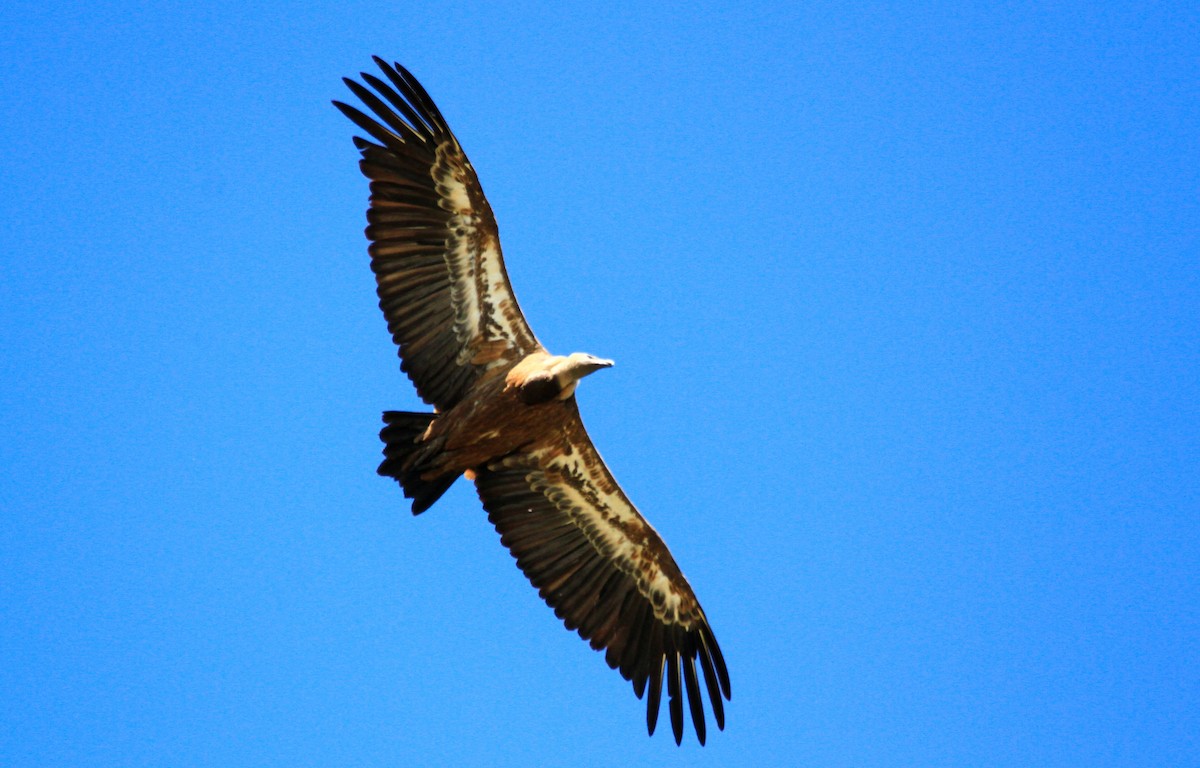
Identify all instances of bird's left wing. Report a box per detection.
[473,399,731,745]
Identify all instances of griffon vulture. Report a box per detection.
[333,58,730,745]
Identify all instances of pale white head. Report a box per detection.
[549,352,614,399]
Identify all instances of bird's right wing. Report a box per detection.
[335,59,542,411]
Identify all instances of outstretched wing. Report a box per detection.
[473,400,731,745]
[334,59,542,411]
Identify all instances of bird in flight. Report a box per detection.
[333,58,730,745]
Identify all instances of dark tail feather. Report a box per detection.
[377,411,457,515]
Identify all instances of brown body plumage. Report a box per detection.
[388,351,612,486]
[334,58,730,745]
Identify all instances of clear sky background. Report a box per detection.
[2,2,1197,766]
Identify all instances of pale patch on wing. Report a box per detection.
[493,435,703,629]
[433,143,540,371]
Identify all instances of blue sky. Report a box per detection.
[2,2,1197,765]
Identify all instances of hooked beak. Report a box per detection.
[588,357,615,373]
[575,356,614,378]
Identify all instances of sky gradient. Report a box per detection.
[2,2,1198,766]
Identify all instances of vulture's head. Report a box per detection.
[559,352,615,381]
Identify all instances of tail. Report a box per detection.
[377,411,459,515]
